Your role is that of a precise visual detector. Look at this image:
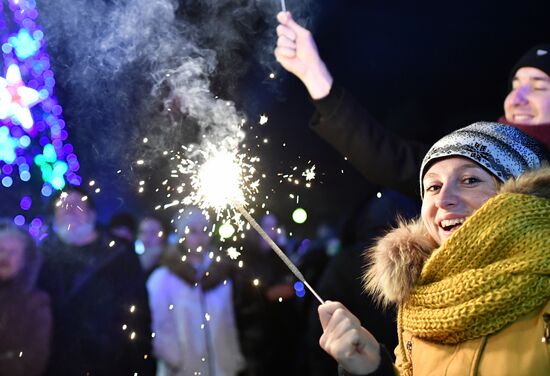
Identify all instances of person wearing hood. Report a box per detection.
[147,207,246,376]
[316,122,550,375]
[0,220,52,376]
[274,12,550,197]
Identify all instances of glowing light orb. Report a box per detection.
[0,126,19,164]
[8,29,41,60]
[219,222,236,239]
[14,214,25,226]
[34,144,68,189]
[292,208,308,224]
[135,240,145,255]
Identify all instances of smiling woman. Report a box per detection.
[315,122,550,376]
[421,158,498,245]
[417,122,545,246]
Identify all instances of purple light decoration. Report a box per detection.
[13,214,25,226]
[1,0,81,196]
[30,217,42,228]
[20,195,32,210]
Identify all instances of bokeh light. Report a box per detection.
[292,208,308,224]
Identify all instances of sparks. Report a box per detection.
[177,143,259,229]
[303,165,316,181]
[227,247,241,260]
[259,114,269,125]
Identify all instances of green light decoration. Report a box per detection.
[34,144,68,190]
[218,222,236,240]
[292,208,308,224]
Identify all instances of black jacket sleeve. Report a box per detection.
[337,345,396,376]
[310,84,430,198]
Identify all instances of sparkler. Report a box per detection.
[281,0,287,12]
[235,204,324,304]
[181,142,324,304]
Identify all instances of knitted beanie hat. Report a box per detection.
[420,122,547,197]
[509,44,550,85]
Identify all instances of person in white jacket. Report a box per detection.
[147,207,245,376]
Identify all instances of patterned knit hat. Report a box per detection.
[509,44,550,86]
[420,122,547,197]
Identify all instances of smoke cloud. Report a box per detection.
[35,0,316,181]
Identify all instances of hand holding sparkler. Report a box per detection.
[274,11,333,99]
[318,301,381,374]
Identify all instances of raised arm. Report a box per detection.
[274,12,429,198]
[274,11,333,100]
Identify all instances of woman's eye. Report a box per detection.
[463,177,480,185]
[425,184,440,193]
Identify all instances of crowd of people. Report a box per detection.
[0,10,549,376]
[2,184,391,376]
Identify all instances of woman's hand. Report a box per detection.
[318,301,382,375]
[274,11,333,99]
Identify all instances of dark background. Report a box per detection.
[2,0,549,238]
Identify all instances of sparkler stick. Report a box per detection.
[281,0,287,12]
[235,204,324,304]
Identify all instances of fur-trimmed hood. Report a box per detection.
[363,166,550,307]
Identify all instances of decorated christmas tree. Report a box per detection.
[0,0,80,234]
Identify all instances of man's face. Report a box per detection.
[184,221,211,252]
[54,190,96,244]
[260,214,278,239]
[0,233,25,281]
[138,218,164,249]
[504,67,550,125]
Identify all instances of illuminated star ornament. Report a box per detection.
[0,0,81,226]
[0,64,42,129]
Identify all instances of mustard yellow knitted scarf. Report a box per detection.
[400,192,550,348]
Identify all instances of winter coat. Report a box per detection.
[147,250,245,376]
[37,231,155,375]
[0,230,51,376]
[363,167,550,376]
[311,84,430,198]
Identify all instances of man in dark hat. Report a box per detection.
[502,44,550,145]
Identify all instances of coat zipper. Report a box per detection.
[542,313,550,343]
